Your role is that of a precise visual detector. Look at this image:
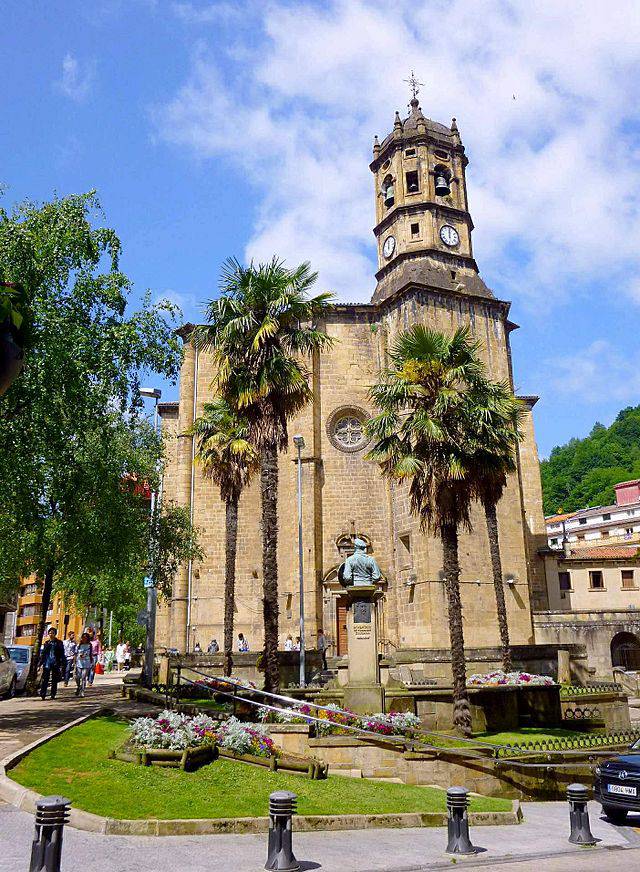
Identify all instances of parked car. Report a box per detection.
[8,645,32,693]
[0,644,18,698]
[595,745,640,823]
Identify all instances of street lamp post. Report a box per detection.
[293,435,305,687]
[140,386,162,688]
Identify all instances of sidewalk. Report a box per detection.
[0,671,128,761]
[0,799,639,871]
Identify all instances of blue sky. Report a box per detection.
[2,0,640,457]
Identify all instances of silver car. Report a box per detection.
[8,645,32,693]
[0,644,18,698]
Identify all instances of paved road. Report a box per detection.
[0,800,639,871]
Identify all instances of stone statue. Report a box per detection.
[343,538,381,587]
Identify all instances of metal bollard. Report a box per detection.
[567,783,596,845]
[29,795,71,872]
[445,786,476,855]
[265,791,300,872]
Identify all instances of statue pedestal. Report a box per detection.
[343,585,384,714]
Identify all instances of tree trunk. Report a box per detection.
[484,500,513,674]
[25,566,54,695]
[260,440,280,693]
[441,523,472,737]
[223,496,238,677]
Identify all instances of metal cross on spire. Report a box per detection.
[404,70,424,101]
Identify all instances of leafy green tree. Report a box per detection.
[0,192,186,691]
[193,258,333,692]
[541,406,640,514]
[192,398,259,675]
[367,326,514,737]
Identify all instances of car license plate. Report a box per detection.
[608,784,637,796]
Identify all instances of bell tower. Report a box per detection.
[370,75,487,305]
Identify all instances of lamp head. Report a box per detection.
[140,387,162,400]
[293,434,305,449]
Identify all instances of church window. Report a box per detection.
[411,222,420,237]
[558,571,571,591]
[327,406,370,452]
[405,170,419,193]
[435,149,449,160]
[398,533,412,568]
[405,148,416,157]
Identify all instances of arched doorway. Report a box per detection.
[611,632,640,670]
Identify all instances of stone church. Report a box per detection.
[156,94,551,676]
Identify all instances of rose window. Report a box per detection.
[334,416,364,448]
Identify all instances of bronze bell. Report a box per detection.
[384,185,395,207]
[435,173,450,196]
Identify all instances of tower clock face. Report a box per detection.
[382,235,396,259]
[439,224,459,247]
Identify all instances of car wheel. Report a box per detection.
[603,805,628,824]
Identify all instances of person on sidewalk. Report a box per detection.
[62,631,77,687]
[207,639,219,654]
[115,640,126,672]
[317,628,328,671]
[237,633,249,652]
[124,641,132,671]
[284,635,293,651]
[74,632,94,697]
[38,628,65,700]
[88,629,102,686]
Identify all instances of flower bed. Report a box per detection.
[119,711,326,778]
[263,703,421,737]
[468,670,555,687]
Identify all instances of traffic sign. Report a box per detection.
[143,576,155,589]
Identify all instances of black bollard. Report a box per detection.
[265,791,300,872]
[29,795,71,872]
[567,783,597,845]
[445,786,476,855]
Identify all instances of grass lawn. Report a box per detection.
[10,716,510,820]
[420,726,596,750]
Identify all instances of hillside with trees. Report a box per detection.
[541,406,640,515]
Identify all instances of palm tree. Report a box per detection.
[191,398,259,676]
[468,382,524,674]
[367,325,496,737]
[193,258,333,692]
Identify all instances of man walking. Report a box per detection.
[317,628,328,671]
[38,628,65,700]
[63,631,77,686]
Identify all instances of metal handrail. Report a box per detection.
[178,667,526,756]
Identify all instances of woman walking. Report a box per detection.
[75,633,94,697]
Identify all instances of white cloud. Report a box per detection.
[155,0,640,307]
[55,53,95,102]
[546,340,640,404]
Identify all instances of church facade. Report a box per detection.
[156,96,550,671]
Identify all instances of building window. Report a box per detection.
[550,538,558,546]
[398,533,412,568]
[603,513,611,521]
[579,517,587,525]
[405,148,416,157]
[405,170,419,193]
[558,571,572,591]
[589,570,604,589]
[326,406,370,453]
[382,175,394,208]
[577,533,585,541]
[622,569,636,589]
[626,528,634,536]
[410,222,420,238]
[601,530,609,538]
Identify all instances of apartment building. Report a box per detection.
[12,576,84,646]
[546,480,640,551]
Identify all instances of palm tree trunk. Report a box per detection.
[25,566,54,695]
[484,500,513,673]
[260,440,280,693]
[223,496,238,677]
[441,523,472,737]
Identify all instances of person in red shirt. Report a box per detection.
[86,628,102,686]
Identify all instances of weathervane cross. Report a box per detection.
[404,70,424,101]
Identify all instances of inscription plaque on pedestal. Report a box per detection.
[353,600,371,623]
